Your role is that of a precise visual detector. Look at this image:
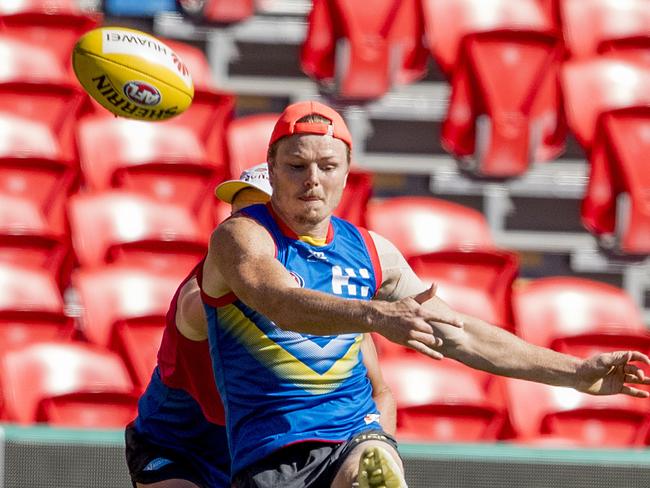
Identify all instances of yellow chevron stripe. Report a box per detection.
[217,304,361,395]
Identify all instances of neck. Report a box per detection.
[270,201,330,240]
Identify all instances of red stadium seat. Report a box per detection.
[366,197,494,259]
[421,0,553,77]
[598,36,650,67]
[67,191,208,272]
[559,0,650,59]
[36,391,138,428]
[301,0,428,100]
[0,0,82,14]
[72,265,182,348]
[0,9,101,75]
[441,30,566,177]
[334,169,373,227]
[0,34,69,83]
[161,38,217,90]
[0,193,71,288]
[0,341,136,425]
[164,89,235,173]
[0,156,77,235]
[408,249,519,329]
[561,57,650,150]
[381,357,508,442]
[505,377,650,447]
[0,263,73,352]
[0,81,89,162]
[513,276,650,357]
[227,113,278,179]
[581,106,650,255]
[203,0,254,23]
[77,115,222,230]
[113,316,165,391]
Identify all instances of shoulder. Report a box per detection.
[209,213,275,256]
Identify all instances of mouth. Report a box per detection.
[299,195,322,202]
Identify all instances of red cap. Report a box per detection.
[269,101,353,149]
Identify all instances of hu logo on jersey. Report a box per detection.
[331,266,371,297]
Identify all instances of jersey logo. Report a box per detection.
[332,266,371,297]
[143,457,173,471]
[307,249,328,262]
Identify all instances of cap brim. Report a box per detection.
[214,180,272,203]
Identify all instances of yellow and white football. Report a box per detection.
[72,27,194,121]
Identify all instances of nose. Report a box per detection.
[304,164,320,189]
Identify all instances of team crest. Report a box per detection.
[289,271,305,287]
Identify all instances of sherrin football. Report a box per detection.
[72,27,194,121]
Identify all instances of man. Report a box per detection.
[125,163,400,488]
[200,101,650,488]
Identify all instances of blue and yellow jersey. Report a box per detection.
[200,203,384,475]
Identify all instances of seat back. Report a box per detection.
[506,377,650,447]
[0,341,134,424]
[334,169,373,227]
[513,276,648,351]
[301,0,428,100]
[442,30,564,176]
[0,34,69,83]
[421,0,552,76]
[68,191,207,271]
[584,106,650,254]
[381,356,507,442]
[0,82,88,161]
[73,265,183,347]
[36,391,138,428]
[227,113,278,179]
[367,196,494,259]
[204,0,255,23]
[408,249,518,329]
[561,57,650,149]
[560,0,650,58]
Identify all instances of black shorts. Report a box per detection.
[125,422,229,488]
[232,429,400,488]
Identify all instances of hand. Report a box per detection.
[575,351,650,397]
[371,285,464,361]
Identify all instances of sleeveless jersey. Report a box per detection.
[138,260,225,426]
[199,203,384,475]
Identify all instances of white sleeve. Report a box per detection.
[369,230,427,302]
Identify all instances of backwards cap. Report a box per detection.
[268,101,353,149]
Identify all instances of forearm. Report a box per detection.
[426,302,582,388]
[238,283,378,335]
[372,386,396,435]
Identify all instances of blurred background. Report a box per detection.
[0,0,649,486]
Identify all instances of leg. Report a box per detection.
[136,481,201,488]
[330,437,406,488]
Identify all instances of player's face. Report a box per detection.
[269,134,349,229]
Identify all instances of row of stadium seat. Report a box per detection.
[1,337,649,448]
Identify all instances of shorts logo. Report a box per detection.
[289,271,305,287]
[143,457,173,471]
[123,81,162,106]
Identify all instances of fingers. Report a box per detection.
[620,385,650,398]
[625,351,650,365]
[410,330,443,349]
[407,339,444,360]
[624,364,649,382]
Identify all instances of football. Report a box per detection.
[72,27,194,121]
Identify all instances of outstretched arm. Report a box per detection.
[361,334,396,434]
[418,293,650,397]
